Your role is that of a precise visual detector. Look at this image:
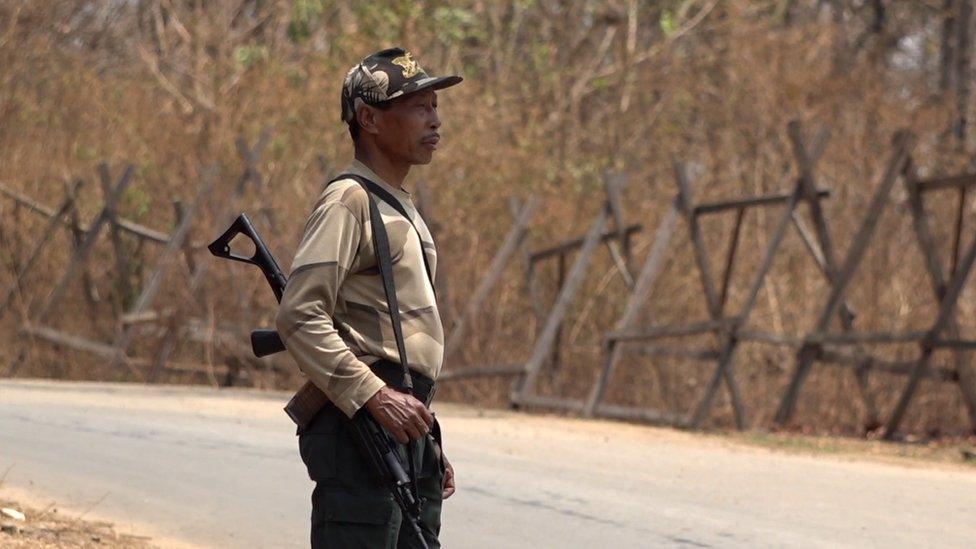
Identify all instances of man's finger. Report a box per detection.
[403,424,421,441]
[391,427,409,445]
[417,404,434,427]
[442,468,456,499]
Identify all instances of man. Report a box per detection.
[275,47,461,547]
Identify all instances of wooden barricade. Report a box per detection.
[4,121,975,438]
[0,132,274,384]
[576,122,877,430]
[773,133,976,438]
[436,195,539,382]
[508,173,637,408]
[143,131,274,383]
[438,172,637,408]
[577,123,976,437]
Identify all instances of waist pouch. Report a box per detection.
[286,358,436,432]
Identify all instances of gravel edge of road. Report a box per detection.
[0,492,154,548]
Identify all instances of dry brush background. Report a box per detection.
[2,0,976,437]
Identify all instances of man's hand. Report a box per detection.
[442,451,456,499]
[364,386,434,444]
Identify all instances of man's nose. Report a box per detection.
[429,108,441,130]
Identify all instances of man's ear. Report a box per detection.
[357,104,381,136]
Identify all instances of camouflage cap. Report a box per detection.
[341,47,462,123]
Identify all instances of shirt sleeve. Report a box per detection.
[275,196,386,418]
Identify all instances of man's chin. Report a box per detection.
[412,152,435,165]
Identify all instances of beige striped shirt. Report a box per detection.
[275,160,443,417]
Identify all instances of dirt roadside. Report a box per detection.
[442,403,976,472]
[0,494,153,548]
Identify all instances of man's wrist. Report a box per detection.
[364,385,393,412]
[337,373,386,418]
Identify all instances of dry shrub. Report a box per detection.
[1,1,975,436]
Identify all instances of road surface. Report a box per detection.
[1,379,974,548]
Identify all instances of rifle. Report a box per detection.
[209,212,431,549]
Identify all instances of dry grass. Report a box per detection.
[0,496,152,548]
[2,1,976,436]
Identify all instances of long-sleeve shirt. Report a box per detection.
[275,159,443,418]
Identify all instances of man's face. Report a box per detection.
[369,89,441,165]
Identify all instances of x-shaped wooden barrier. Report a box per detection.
[510,173,636,409]
[2,131,272,383]
[108,167,215,375]
[586,122,860,429]
[146,130,272,382]
[774,131,976,438]
[434,196,538,406]
[7,164,135,375]
[0,179,85,323]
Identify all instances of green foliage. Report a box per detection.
[660,9,677,36]
[288,0,325,44]
[285,65,309,89]
[234,44,269,69]
[270,136,288,161]
[123,185,152,219]
[351,1,422,43]
[591,75,612,90]
[433,6,484,46]
[73,143,97,161]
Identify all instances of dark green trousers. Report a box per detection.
[298,403,444,548]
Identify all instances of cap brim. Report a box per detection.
[386,75,463,102]
[423,75,463,91]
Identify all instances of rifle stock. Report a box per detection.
[250,329,285,357]
[208,213,287,357]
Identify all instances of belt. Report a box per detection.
[369,358,437,407]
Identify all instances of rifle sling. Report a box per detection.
[342,174,435,294]
[329,173,429,505]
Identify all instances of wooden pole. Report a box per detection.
[584,202,679,416]
[603,174,635,288]
[512,198,611,403]
[99,164,133,313]
[674,161,747,428]
[6,166,135,376]
[775,132,913,426]
[688,185,805,428]
[110,168,215,376]
[788,123,879,428]
[150,130,270,381]
[898,156,976,432]
[34,165,136,324]
[0,180,84,322]
[0,180,173,244]
[442,196,537,368]
[65,185,102,310]
[883,229,976,438]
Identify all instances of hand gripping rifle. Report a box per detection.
[209,212,432,548]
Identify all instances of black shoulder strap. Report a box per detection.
[323,174,427,506]
[324,174,413,390]
[339,174,435,295]
[366,191,414,390]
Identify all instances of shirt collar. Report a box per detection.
[346,159,412,201]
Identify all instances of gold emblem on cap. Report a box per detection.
[392,52,423,78]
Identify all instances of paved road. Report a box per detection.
[1,379,975,548]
